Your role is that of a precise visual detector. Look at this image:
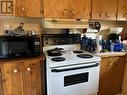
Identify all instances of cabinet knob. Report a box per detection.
[26,67,31,71]
[13,69,18,73]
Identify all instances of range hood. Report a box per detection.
[41,18,89,28]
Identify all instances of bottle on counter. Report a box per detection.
[110,42,115,52]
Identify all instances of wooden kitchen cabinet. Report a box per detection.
[1,61,23,95]
[92,0,118,20]
[22,60,43,95]
[0,0,43,17]
[0,58,45,95]
[44,0,91,19]
[98,56,125,95]
[117,0,127,20]
[14,0,43,17]
[0,65,3,95]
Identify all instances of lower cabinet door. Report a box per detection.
[0,66,3,95]
[1,62,23,95]
[22,60,42,95]
[99,57,125,95]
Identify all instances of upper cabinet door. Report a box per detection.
[92,0,118,20]
[44,0,91,19]
[117,0,127,20]
[14,0,43,17]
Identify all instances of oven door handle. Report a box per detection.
[51,63,99,72]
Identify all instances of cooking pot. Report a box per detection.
[47,48,63,56]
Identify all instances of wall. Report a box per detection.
[0,16,42,35]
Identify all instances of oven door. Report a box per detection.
[50,62,100,95]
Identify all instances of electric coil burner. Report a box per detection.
[47,47,64,56]
[48,53,62,56]
[77,54,93,58]
[51,57,65,62]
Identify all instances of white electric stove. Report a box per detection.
[43,34,101,95]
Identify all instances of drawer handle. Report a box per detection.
[26,67,31,71]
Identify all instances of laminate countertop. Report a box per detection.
[95,52,127,57]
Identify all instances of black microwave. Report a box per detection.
[0,36,40,59]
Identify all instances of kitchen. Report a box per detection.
[0,0,127,95]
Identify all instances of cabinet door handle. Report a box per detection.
[63,9,68,15]
[26,67,31,71]
[2,78,7,83]
[99,12,104,17]
[123,13,127,18]
[13,69,18,73]
[105,12,110,17]
[71,10,75,16]
[108,62,114,68]
[21,6,26,13]
[115,61,118,65]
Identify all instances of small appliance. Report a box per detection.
[0,35,40,59]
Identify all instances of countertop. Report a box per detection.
[95,52,127,57]
[0,54,45,62]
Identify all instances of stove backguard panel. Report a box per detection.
[42,34,81,46]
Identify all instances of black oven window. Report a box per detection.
[64,72,89,87]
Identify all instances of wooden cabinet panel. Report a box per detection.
[111,57,125,94]
[99,56,125,95]
[0,58,45,95]
[92,0,118,20]
[22,60,42,95]
[14,0,43,17]
[0,65,3,95]
[1,62,23,95]
[44,0,91,19]
[117,0,127,20]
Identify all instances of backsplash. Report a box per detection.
[0,16,42,35]
[0,16,127,37]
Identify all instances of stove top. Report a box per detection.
[44,44,101,68]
